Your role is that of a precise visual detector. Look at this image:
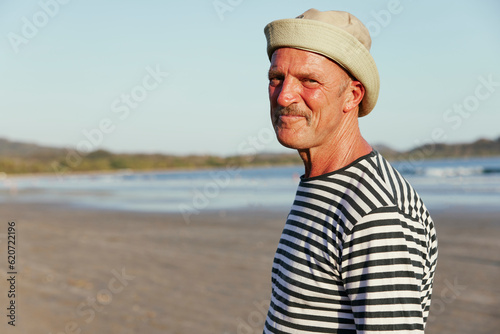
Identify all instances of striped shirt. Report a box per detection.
[263,150,438,333]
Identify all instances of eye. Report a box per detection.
[301,78,319,88]
[268,76,283,87]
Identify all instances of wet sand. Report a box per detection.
[0,203,498,333]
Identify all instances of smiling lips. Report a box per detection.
[274,114,311,130]
[274,105,311,126]
[278,114,306,124]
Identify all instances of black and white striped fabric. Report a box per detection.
[263,151,438,333]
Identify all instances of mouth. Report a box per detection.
[278,115,306,121]
[272,105,311,126]
[278,115,305,122]
[274,114,308,130]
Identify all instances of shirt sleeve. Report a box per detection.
[340,206,426,333]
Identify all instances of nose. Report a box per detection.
[272,77,300,107]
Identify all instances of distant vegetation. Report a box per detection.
[0,138,301,175]
[1,137,500,175]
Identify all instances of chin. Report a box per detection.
[274,124,311,150]
[277,136,307,150]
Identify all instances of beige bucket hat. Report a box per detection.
[264,9,380,117]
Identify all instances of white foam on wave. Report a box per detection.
[421,166,484,178]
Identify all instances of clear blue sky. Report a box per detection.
[1,0,499,156]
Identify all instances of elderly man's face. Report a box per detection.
[268,48,352,150]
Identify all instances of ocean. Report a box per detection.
[1,155,500,215]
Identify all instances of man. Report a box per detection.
[262,9,438,333]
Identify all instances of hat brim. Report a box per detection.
[265,19,380,117]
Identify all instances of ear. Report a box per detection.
[343,81,365,114]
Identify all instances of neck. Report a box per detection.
[298,118,372,178]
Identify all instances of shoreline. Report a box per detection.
[0,162,304,180]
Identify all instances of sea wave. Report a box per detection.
[398,166,500,177]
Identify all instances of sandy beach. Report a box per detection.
[0,202,498,333]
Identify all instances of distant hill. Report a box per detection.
[0,136,499,175]
[371,144,400,159]
[0,138,65,158]
[383,137,500,161]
